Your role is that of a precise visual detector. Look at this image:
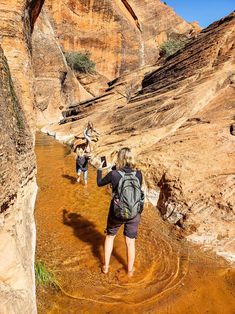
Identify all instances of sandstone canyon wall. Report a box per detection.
[32,9,92,126]
[0,0,44,312]
[47,12,235,262]
[32,0,198,126]
[44,0,196,80]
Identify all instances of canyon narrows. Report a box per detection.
[0,1,234,313]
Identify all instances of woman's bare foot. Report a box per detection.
[102,265,109,274]
[128,267,135,277]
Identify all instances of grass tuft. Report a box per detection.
[35,261,58,288]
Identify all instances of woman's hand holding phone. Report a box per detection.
[101,156,107,167]
[98,156,111,170]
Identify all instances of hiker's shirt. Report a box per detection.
[97,166,142,216]
[83,127,98,141]
[76,156,89,172]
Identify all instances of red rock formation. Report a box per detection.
[44,0,195,79]
[0,47,37,313]
[0,0,44,129]
[32,9,92,126]
[0,1,44,312]
[47,12,235,261]
[31,0,198,126]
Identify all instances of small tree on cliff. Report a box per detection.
[160,38,187,57]
[65,51,95,74]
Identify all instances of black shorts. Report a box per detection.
[106,213,141,239]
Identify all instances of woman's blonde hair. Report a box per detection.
[116,147,135,170]
[87,121,93,130]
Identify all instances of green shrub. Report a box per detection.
[35,261,57,287]
[160,38,187,57]
[64,51,95,73]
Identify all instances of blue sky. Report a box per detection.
[165,0,234,28]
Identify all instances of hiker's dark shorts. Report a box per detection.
[106,213,141,239]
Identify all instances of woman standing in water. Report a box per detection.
[83,121,100,152]
[97,147,143,276]
[75,148,90,185]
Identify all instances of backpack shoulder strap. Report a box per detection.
[117,170,125,177]
[118,170,138,178]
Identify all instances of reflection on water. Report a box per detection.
[35,133,235,314]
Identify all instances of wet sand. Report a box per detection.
[35,133,235,313]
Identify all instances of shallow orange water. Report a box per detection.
[35,133,235,314]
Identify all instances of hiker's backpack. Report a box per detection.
[113,171,144,220]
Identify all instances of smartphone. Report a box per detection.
[101,156,107,168]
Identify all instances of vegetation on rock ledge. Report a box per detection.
[65,51,95,73]
[160,38,188,57]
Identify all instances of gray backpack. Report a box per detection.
[113,170,144,220]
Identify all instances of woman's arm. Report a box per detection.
[93,128,100,135]
[137,171,143,187]
[83,127,91,142]
[97,170,112,187]
[76,157,83,168]
[83,157,89,168]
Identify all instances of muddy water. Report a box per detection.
[35,133,235,314]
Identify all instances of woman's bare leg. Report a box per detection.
[88,140,92,152]
[85,140,91,153]
[125,236,135,274]
[103,235,115,273]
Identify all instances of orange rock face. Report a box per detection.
[44,0,195,79]
[32,9,92,126]
[48,12,235,261]
[0,0,44,129]
[32,0,198,126]
[0,1,44,312]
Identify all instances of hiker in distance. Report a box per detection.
[97,147,144,276]
[76,147,90,185]
[83,121,100,152]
